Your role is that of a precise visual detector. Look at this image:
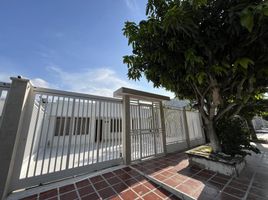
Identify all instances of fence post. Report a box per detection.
[0,77,33,200]
[159,102,167,154]
[182,107,191,148]
[198,113,206,143]
[122,95,131,165]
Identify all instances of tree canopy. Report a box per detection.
[123,0,268,151]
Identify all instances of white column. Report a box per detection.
[122,95,131,164]
[159,102,167,154]
[182,107,191,148]
[0,77,34,199]
[198,112,206,144]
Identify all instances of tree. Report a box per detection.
[239,98,268,139]
[123,0,268,152]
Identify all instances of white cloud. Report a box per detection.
[47,66,138,97]
[0,65,174,99]
[123,0,139,11]
[30,78,52,88]
[0,72,11,82]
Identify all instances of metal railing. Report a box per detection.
[164,107,186,144]
[1,78,206,196]
[0,82,10,117]
[164,106,205,151]
[14,86,123,190]
[186,110,204,140]
[130,100,164,161]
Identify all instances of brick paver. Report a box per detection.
[13,143,268,200]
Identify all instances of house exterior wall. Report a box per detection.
[31,100,123,150]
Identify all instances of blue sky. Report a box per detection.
[0,0,174,97]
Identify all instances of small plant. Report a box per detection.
[216,116,260,156]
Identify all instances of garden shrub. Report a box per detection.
[216,116,260,156]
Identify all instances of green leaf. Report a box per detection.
[240,9,254,32]
[234,58,254,69]
[263,7,268,16]
[197,72,206,84]
[212,65,227,76]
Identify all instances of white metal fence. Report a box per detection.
[164,107,186,144]
[0,82,10,117]
[12,87,123,191]
[164,106,205,152]
[186,110,204,141]
[0,78,206,196]
[130,101,164,161]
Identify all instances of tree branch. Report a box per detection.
[215,103,237,121]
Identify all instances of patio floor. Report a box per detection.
[8,143,268,200]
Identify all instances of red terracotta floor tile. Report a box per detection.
[60,191,78,200]
[217,192,241,200]
[206,180,225,190]
[168,195,182,200]
[154,187,172,198]
[127,170,140,177]
[124,178,139,187]
[90,175,104,184]
[184,178,203,188]
[192,174,210,182]
[153,174,167,182]
[142,192,163,200]
[109,196,122,200]
[143,181,159,190]
[132,184,151,196]
[134,175,147,183]
[98,187,117,199]
[228,180,248,191]
[210,176,229,185]
[81,192,100,200]
[75,179,90,188]
[93,180,109,190]
[193,185,220,199]
[59,184,75,194]
[118,173,132,181]
[113,169,125,175]
[102,172,115,179]
[160,170,174,177]
[176,183,197,196]
[112,182,129,194]
[78,185,95,197]
[216,174,231,180]
[120,189,139,200]
[39,189,58,200]
[163,178,181,188]
[20,194,38,200]
[122,167,132,172]
[223,186,246,198]
[106,176,122,185]
[201,169,216,176]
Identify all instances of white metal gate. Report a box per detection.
[130,100,164,161]
[10,87,123,191]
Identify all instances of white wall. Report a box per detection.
[31,100,123,150]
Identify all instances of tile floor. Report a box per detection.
[10,143,268,200]
[20,166,180,200]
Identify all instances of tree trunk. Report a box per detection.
[205,121,222,152]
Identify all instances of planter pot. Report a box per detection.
[186,146,245,177]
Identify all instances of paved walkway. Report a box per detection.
[8,143,268,200]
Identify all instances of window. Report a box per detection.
[73,117,90,135]
[54,117,71,136]
[110,118,122,132]
[54,117,90,136]
[95,119,103,142]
